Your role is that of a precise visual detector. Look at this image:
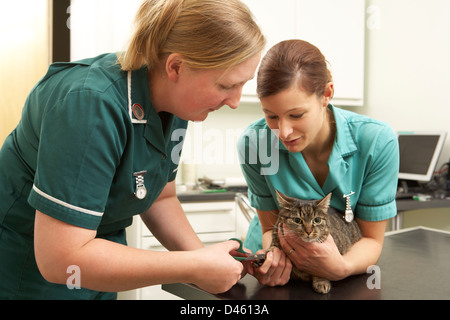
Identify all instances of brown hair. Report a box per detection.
[257,40,333,99]
[119,0,265,71]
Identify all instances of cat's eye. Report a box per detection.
[313,217,321,224]
[293,217,302,224]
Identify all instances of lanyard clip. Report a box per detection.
[343,191,355,223]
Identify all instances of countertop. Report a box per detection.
[163,227,450,300]
[177,188,246,203]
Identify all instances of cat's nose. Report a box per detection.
[305,230,312,235]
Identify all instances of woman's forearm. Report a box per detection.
[341,218,387,278]
[35,210,243,294]
[341,236,383,278]
[60,238,201,292]
[262,230,274,250]
[37,227,244,294]
[34,210,199,292]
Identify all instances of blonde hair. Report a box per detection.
[119,0,265,71]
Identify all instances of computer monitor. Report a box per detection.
[398,131,447,182]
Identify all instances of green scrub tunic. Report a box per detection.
[0,53,187,299]
[238,105,399,253]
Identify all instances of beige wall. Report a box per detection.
[0,0,50,144]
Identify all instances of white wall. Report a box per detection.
[356,0,450,167]
[344,0,450,231]
[184,104,264,180]
[69,0,450,179]
[70,0,142,61]
[196,0,450,179]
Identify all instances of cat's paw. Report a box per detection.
[312,278,331,294]
[251,247,275,268]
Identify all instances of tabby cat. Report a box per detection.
[269,190,362,294]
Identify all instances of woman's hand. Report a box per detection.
[189,240,245,294]
[251,246,292,287]
[278,223,350,281]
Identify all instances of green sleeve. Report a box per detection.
[28,90,128,230]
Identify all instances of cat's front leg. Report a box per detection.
[312,276,331,294]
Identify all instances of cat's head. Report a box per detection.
[276,191,332,243]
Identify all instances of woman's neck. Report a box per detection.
[148,67,171,114]
[303,108,336,162]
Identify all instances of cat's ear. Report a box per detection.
[275,190,295,207]
[317,193,332,211]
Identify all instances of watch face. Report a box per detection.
[135,186,147,200]
[345,211,354,223]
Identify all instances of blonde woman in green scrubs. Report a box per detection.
[0,0,264,299]
[239,40,399,286]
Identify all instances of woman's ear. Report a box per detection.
[165,53,184,82]
[323,82,334,106]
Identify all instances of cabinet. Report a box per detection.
[241,0,366,107]
[69,0,365,106]
[120,200,238,300]
[241,0,297,103]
